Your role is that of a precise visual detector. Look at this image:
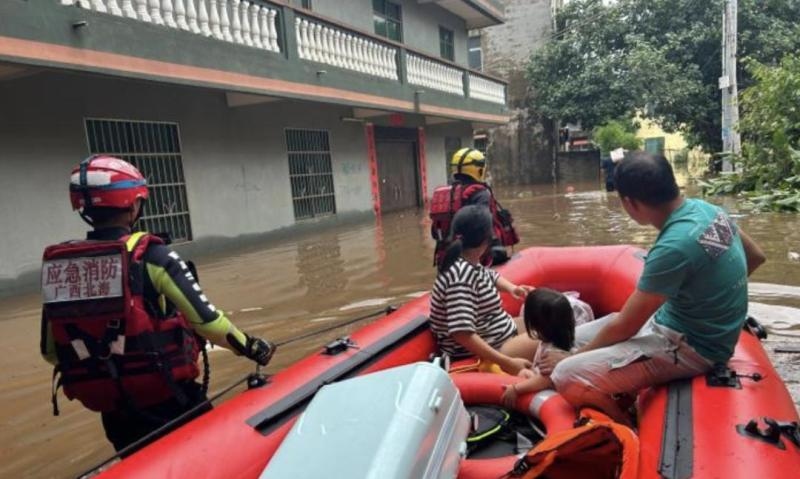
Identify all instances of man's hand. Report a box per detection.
[244,335,277,366]
[537,348,571,376]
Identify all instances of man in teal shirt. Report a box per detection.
[543,152,766,424]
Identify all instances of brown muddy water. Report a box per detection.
[1,182,799,478]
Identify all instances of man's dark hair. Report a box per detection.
[613,151,679,205]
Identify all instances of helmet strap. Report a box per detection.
[78,157,94,210]
[78,210,95,227]
[131,201,144,228]
[457,149,472,175]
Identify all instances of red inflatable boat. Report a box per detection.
[91,246,800,478]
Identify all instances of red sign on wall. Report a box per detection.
[388,113,404,127]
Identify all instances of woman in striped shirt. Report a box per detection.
[430,205,539,374]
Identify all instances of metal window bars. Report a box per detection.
[285,128,337,220]
[84,118,193,242]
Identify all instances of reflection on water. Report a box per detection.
[1,182,799,478]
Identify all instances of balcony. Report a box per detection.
[0,0,509,124]
[419,0,505,28]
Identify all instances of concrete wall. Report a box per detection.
[0,71,371,284]
[309,0,469,66]
[424,122,474,195]
[480,0,553,105]
[0,70,473,289]
[557,150,601,186]
[479,0,557,185]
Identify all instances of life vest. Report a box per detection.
[513,408,640,479]
[429,182,519,266]
[42,232,200,413]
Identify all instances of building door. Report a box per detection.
[376,140,419,213]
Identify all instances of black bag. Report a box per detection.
[466,405,543,458]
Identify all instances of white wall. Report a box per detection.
[424,122,474,196]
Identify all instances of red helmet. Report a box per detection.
[69,155,149,210]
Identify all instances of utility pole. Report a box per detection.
[720,0,741,171]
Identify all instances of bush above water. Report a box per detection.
[703,55,800,212]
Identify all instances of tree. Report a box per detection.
[592,120,641,155]
[704,54,800,211]
[527,0,800,152]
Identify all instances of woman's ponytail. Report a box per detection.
[439,238,463,273]
[437,205,493,274]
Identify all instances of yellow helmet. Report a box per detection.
[450,148,486,182]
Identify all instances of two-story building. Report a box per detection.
[0,0,508,291]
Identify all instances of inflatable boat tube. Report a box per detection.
[452,372,575,479]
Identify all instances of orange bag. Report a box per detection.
[512,409,639,479]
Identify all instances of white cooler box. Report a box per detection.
[261,361,470,479]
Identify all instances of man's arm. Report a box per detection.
[145,245,274,364]
[538,289,665,375]
[577,289,666,353]
[739,228,766,276]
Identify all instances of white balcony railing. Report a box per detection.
[295,18,398,81]
[54,1,509,106]
[407,54,464,96]
[468,73,505,104]
[59,0,281,53]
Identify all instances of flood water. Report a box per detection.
[1,182,799,478]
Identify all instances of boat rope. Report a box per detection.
[274,305,398,348]
[76,305,397,478]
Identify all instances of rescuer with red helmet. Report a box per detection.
[41,155,276,452]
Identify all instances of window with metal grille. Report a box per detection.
[84,118,193,242]
[286,129,337,220]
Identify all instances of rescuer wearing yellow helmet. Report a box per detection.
[429,148,519,266]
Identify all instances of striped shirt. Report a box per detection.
[430,258,517,357]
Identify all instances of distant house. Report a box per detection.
[0,0,510,289]
[635,115,709,178]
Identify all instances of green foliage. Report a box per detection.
[701,55,800,211]
[527,0,800,152]
[592,120,641,155]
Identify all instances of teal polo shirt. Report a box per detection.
[638,198,749,364]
